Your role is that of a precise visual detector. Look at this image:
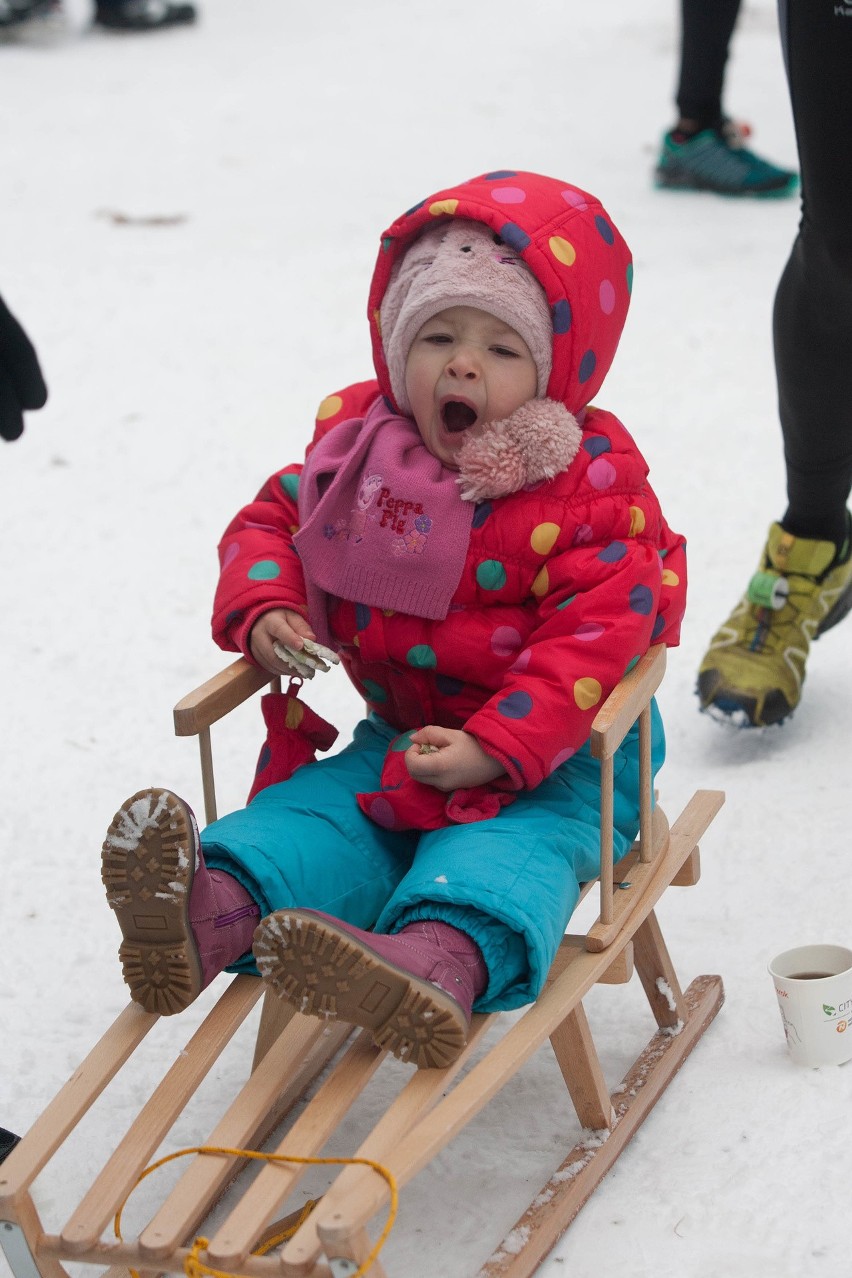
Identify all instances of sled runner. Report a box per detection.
[0,644,723,1278]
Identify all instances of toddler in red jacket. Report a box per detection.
[102,170,687,1069]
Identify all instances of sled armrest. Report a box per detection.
[173,658,277,826]
[173,658,271,737]
[587,644,666,938]
[590,645,666,760]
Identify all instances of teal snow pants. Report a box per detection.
[202,703,665,1013]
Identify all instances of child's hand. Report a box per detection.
[405,727,505,792]
[250,609,337,678]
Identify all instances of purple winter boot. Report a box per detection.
[101,788,260,1015]
[252,910,488,1069]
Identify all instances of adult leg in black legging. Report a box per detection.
[676,0,742,131]
[696,2,852,726]
[656,0,797,198]
[774,0,852,549]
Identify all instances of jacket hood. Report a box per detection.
[368,169,633,418]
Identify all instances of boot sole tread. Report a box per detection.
[253,914,467,1069]
[101,788,201,1015]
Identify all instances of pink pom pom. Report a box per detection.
[456,398,582,501]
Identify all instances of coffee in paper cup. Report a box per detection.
[768,944,852,1067]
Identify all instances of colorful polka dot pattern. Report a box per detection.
[367,796,397,829]
[476,560,507,590]
[588,455,616,489]
[629,506,646,536]
[550,746,576,772]
[549,236,577,266]
[491,186,527,204]
[491,626,522,657]
[531,567,549,597]
[369,169,634,415]
[316,395,343,421]
[406,644,437,669]
[574,677,602,710]
[316,422,682,765]
[211,186,685,809]
[222,541,240,570]
[429,198,458,216]
[284,698,304,730]
[498,223,531,252]
[530,522,560,554]
[248,560,281,581]
[552,299,572,334]
[334,493,677,781]
[498,690,533,719]
[279,472,300,501]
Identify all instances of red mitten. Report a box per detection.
[357,734,516,830]
[248,682,339,802]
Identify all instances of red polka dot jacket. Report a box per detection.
[212,171,687,796]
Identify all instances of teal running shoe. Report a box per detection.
[655,127,798,198]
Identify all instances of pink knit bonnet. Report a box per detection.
[380,220,553,415]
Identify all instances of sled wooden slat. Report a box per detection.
[0,1001,157,1210]
[59,976,265,1254]
[37,1232,290,1277]
[205,1030,385,1269]
[136,1015,351,1262]
[252,992,297,1071]
[1,640,725,1278]
[278,1014,495,1276]
[282,936,617,1274]
[305,939,642,1246]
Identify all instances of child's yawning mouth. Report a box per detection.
[440,397,479,433]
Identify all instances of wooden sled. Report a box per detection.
[0,644,724,1278]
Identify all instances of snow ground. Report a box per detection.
[1,2,848,1275]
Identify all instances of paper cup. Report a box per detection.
[768,944,852,1067]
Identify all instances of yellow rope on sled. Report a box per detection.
[113,1144,398,1278]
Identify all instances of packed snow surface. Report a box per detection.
[2,3,849,1276]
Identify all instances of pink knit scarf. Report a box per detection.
[295,398,474,645]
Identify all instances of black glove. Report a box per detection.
[0,292,48,442]
[0,1126,20,1164]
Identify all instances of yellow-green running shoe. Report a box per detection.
[697,521,852,727]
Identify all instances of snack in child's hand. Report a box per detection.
[273,638,339,679]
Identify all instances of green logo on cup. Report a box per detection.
[823,1004,836,1016]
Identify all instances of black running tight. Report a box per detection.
[774,0,852,546]
[676,0,742,127]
